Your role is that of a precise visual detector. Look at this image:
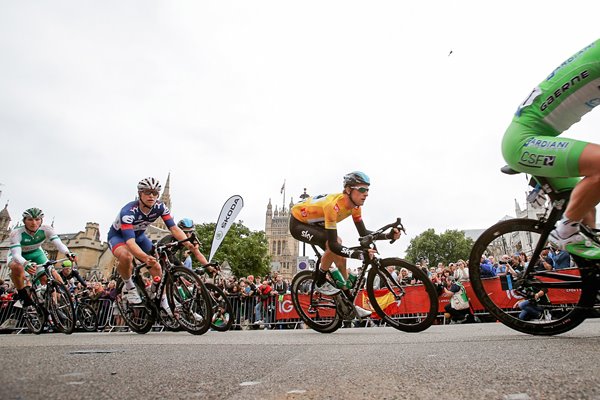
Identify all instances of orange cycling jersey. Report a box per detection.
[291,193,362,229]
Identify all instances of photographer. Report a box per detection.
[534,248,554,272]
[516,287,550,321]
[442,276,475,324]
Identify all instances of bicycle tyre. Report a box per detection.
[47,282,76,334]
[76,303,99,332]
[166,266,212,335]
[290,270,342,333]
[23,302,45,334]
[115,277,156,334]
[468,218,588,335]
[366,258,438,332]
[205,283,233,332]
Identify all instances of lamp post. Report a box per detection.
[299,188,310,256]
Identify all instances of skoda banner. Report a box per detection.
[209,195,244,262]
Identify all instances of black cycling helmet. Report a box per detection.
[343,171,370,187]
[178,218,194,230]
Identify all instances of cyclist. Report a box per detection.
[502,39,600,256]
[108,177,209,305]
[8,207,76,306]
[289,171,400,317]
[58,260,88,290]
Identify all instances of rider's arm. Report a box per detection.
[44,226,71,254]
[8,230,27,265]
[71,270,87,288]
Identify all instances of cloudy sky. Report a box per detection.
[2,1,600,257]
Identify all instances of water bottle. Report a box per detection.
[330,266,347,289]
[346,272,358,290]
[149,276,161,299]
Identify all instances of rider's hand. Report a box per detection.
[146,256,158,267]
[390,228,401,241]
[367,248,378,259]
[24,261,37,275]
[66,252,77,261]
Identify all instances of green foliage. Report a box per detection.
[405,228,474,267]
[193,221,271,278]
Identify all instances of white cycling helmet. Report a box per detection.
[137,177,162,192]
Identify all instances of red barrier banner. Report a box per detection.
[276,270,582,320]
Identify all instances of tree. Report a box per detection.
[193,221,271,278]
[405,228,474,267]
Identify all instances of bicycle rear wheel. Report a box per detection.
[76,303,98,332]
[47,282,75,334]
[468,218,590,335]
[205,283,233,332]
[166,267,212,335]
[290,270,342,333]
[23,303,45,334]
[115,277,156,334]
[366,259,438,332]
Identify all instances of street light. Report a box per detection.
[299,188,310,256]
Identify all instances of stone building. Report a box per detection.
[265,197,299,281]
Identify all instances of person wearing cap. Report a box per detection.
[289,171,401,319]
[8,207,76,307]
[58,260,87,290]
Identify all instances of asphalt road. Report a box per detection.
[1,320,599,400]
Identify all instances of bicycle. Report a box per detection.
[468,166,600,335]
[115,232,212,335]
[194,262,234,332]
[73,289,99,332]
[290,218,438,333]
[22,258,76,334]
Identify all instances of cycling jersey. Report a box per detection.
[9,225,69,266]
[502,39,600,191]
[291,193,362,229]
[107,200,175,252]
[290,193,367,259]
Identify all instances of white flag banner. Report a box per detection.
[209,195,244,262]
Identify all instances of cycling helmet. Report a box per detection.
[342,171,370,187]
[22,207,44,219]
[62,260,73,268]
[178,218,194,230]
[137,177,162,192]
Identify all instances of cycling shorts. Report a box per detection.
[289,217,328,251]
[501,121,585,192]
[108,232,153,254]
[8,248,48,281]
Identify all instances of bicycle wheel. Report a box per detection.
[115,277,156,334]
[366,258,438,332]
[23,303,46,334]
[290,270,342,333]
[166,267,212,335]
[47,282,76,334]
[205,283,233,332]
[468,218,589,335]
[158,305,181,331]
[76,303,98,332]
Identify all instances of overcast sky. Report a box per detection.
[2,1,600,258]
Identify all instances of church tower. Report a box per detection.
[0,203,10,242]
[265,193,299,280]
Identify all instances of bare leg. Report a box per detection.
[564,143,600,228]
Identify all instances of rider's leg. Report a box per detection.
[563,143,600,227]
[113,245,135,290]
[9,261,26,291]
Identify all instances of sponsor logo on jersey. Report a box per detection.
[301,230,314,241]
[519,152,556,167]
[546,42,595,81]
[122,215,135,224]
[523,138,569,150]
[585,97,600,109]
[333,204,340,213]
[300,208,308,218]
[540,70,590,111]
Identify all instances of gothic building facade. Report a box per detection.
[265,198,299,280]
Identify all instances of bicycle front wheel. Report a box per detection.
[47,282,76,334]
[23,303,46,334]
[115,277,156,334]
[366,259,438,332]
[205,283,233,332]
[290,270,342,333]
[76,303,98,332]
[468,218,588,335]
[166,267,212,335]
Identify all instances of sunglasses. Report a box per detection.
[141,189,160,197]
[351,186,369,193]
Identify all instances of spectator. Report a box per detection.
[534,248,554,272]
[442,276,475,324]
[479,256,496,278]
[254,279,272,326]
[182,250,193,270]
[550,248,571,270]
[453,260,469,282]
[399,268,414,285]
[496,255,517,277]
[516,287,550,321]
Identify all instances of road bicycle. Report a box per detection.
[195,262,234,332]
[290,219,438,333]
[115,233,212,335]
[73,289,98,332]
[22,258,76,334]
[468,166,600,335]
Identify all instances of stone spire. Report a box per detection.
[0,202,10,241]
[161,172,172,210]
